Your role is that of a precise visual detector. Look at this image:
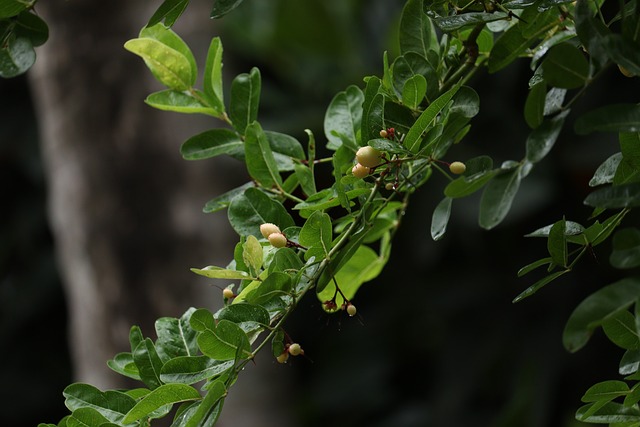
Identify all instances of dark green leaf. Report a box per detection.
[399,0,438,57]
[203,37,225,115]
[479,165,522,230]
[145,90,219,117]
[244,121,282,188]
[524,80,546,129]
[0,0,29,18]
[160,357,234,385]
[434,12,509,32]
[63,384,136,423]
[576,401,640,423]
[216,303,270,326]
[147,0,190,27]
[203,182,253,213]
[584,182,640,208]
[548,219,568,268]
[525,221,585,238]
[0,36,35,78]
[182,380,226,427]
[512,270,570,303]
[227,187,295,237]
[431,197,452,241]
[525,110,569,163]
[211,0,245,18]
[243,271,292,306]
[575,0,611,70]
[121,384,201,424]
[611,228,640,269]
[621,349,640,375]
[602,309,640,350]
[197,319,252,360]
[14,11,49,47]
[324,85,364,151]
[517,257,553,277]
[581,380,630,403]
[605,34,640,77]
[107,352,140,380]
[488,23,530,73]
[541,43,589,89]
[299,211,333,261]
[590,153,622,187]
[229,67,261,135]
[575,104,640,135]
[402,74,427,110]
[155,308,199,361]
[67,407,110,427]
[361,76,382,142]
[133,338,164,390]
[620,132,640,169]
[265,131,306,171]
[563,277,640,352]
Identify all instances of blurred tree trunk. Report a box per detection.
[28,6,291,426]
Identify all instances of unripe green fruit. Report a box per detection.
[268,232,287,248]
[356,146,382,168]
[288,343,303,356]
[346,303,357,317]
[352,163,370,179]
[276,352,289,364]
[222,288,234,299]
[449,161,466,175]
[260,223,281,239]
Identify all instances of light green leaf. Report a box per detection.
[563,277,640,352]
[203,37,225,114]
[183,380,226,427]
[242,235,263,276]
[121,384,201,424]
[402,74,427,110]
[124,37,193,90]
[67,407,110,427]
[299,211,333,261]
[189,308,215,332]
[244,121,282,188]
[145,90,219,117]
[431,197,452,241]
[107,352,140,380]
[190,266,253,280]
[405,84,461,153]
[216,303,270,326]
[242,272,292,306]
[229,67,261,135]
[581,380,630,403]
[139,25,196,87]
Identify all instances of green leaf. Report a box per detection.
[197,319,252,360]
[203,182,254,213]
[399,0,438,57]
[581,380,630,403]
[605,34,640,77]
[14,11,49,47]
[512,270,571,303]
[402,74,427,110]
[121,384,201,424]
[590,153,622,187]
[548,219,568,268]
[183,380,226,427]
[540,43,589,89]
[431,197,452,241]
[227,187,295,237]
[574,0,611,70]
[242,235,263,277]
[488,23,531,73]
[133,338,164,390]
[242,271,292,306]
[317,243,389,308]
[405,84,461,153]
[611,228,640,269]
[576,402,640,423]
[124,37,193,90]
[67,407,110,427]
[160,357,234,384]
[0,0,30,18]
[434,12,509,32]
[575,104,640,135]
[189,308,215,332]
[180,128,243,160]
[107,352,140,380]
[129,326,144,354]
[584,182,640,208]
[524,80,546,129]
[324,85,364,151]
[602,309,640,350]
[268,247,304,274]
[229,67,261,135]
[525,110,569,163]
[203,37,225,115]
[517,257,553,277]
[479,165,523,230]
[265,131,306,171]
[147,0,190,27]
[216,303,270,326]
[145,90,219,117]
[299,211,333,261]
[563,277,640,352]
[190,266,253,280]
[361,77,383,142]
[63,384,136,424]
[211,0,245,18]
[0,36,35,78]
[244,121,283,188]
[155,308,199,361]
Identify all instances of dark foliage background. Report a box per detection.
[2,1,638,426]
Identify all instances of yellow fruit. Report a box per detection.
[260,223,281,239]
[222,288,234,299]
[356,146,382,168]
[352,163,370,179]
[276,352,289,363]
[268,233,287,248]
[449,161,466,175]
[346,303,357,317]
[618,64,636,78]
[288,343,303,356]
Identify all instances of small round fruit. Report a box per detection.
[449,161,466,175]
[288,343,303,356]
[352,163,370,179]
[385,182,394,191]
[276,352,289,364]
[379,129,388,138]
[260,223,281,239]
[346,303,357,317]
[222,288,234,299]
[268,232,288,248]
[356,146,382,168]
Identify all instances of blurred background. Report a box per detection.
[2,1,638,426]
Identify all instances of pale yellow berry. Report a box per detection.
[356,146,382,168]
[449,161,466,175]
[618,64,636,78]
[379,129,388,138]
[276,352,289,363]
[352,163,370,179]
[260,223,281,239]
[346,303,357,317]
[385,182,394,190]
[222,288,234,299]
[288,343,303,356]
[268,232,287,248]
